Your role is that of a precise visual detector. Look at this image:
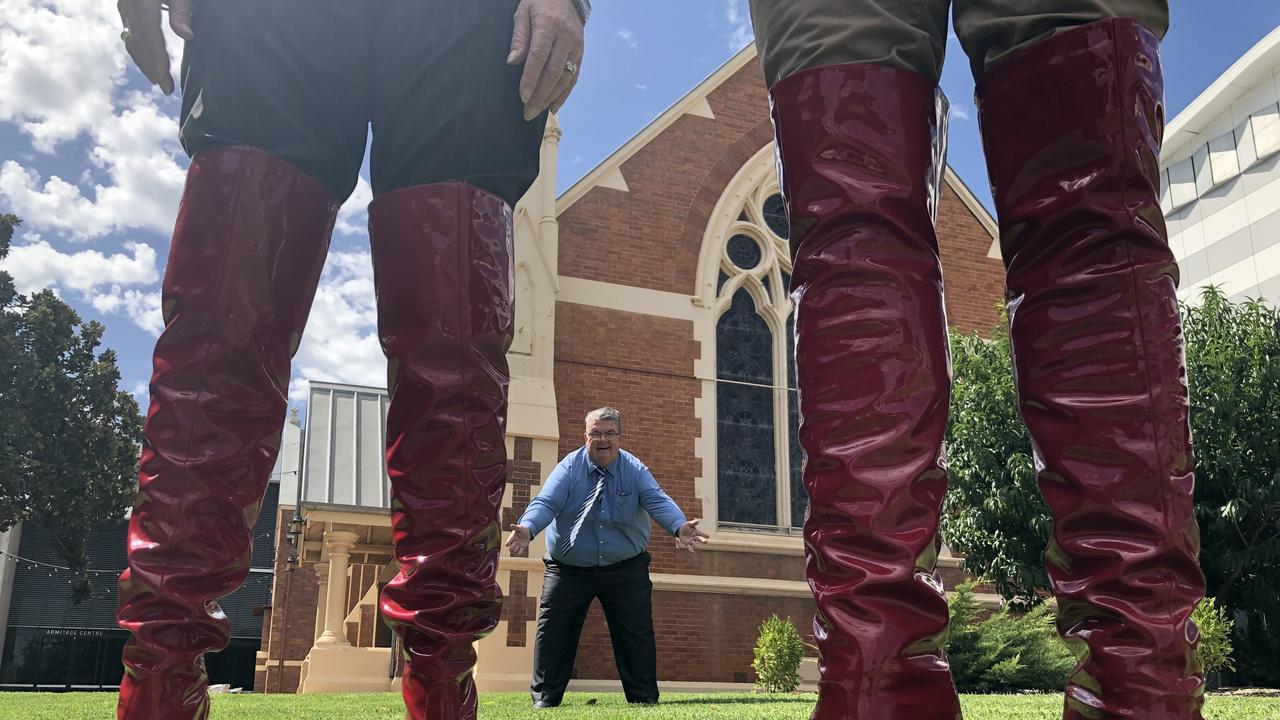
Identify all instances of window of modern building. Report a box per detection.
[1251,102,1280,159]
[1208,129,1241,185]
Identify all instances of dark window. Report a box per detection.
[763,194,789,239]
[716,290,776,525]
[786,312,806,529]
[788,389,806,529]
[717,290,772,385]
[374,583,393,648]
[717,383,777,526]
[726,234,762,271]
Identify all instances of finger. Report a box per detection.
[168,0,194,40]
[507,0,532,64]
[525,40,570,120]
[518,11,554,106]
[548,67,578,115]
[123,0,173,94]
[688,519,700,527]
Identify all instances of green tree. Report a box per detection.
[1181,288,1279,685]
[0,213,143,603]
[940,316,1047,608]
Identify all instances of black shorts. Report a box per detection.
[178,0,546,206]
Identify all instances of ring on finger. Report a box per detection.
[564,59,579,76]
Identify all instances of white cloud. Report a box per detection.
[1,236,163,333]
[288,250,387,405]
[0,2,187,240]
[3,238,157,294]
[0,0,126,151]
[723,0,754,51]
[0,96,185,240]
[90,287,163,335]
[953,104,972,121]
[635,84,648,91]
[617,28,638,49]
[334,175,373,237]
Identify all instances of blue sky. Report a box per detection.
[1,0,1278,408]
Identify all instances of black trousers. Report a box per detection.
[531,552,659,705]
[179,0,546,206]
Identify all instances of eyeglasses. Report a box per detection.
[587,430,621,440]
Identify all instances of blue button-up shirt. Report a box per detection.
[517,447,687,567]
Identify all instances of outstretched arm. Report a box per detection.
[504,463,571,554]
[638,468,709,552]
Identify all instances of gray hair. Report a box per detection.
[584,406,622,433]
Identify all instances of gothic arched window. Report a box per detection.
[714,182,805,531]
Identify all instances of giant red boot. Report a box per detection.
[976,18,1206,720]
[368,183,515,720]
[117,147,339,719]
[769,65,962,719]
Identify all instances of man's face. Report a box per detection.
[585,417,621,467]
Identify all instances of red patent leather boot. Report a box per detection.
[977,18,1206,720]
[117,146,339,719]
[769,64,961,719]
[369,183,514,720]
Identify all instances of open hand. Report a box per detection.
[507,0,585,120]
[676,519,710,552]
[505,523,532,556]
[117,0,193,96]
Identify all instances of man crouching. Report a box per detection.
[505,406,709,708]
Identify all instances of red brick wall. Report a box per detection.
[572,592,817,684]
[255,509,320,693]
[936,183,1006,336]
[558,62,774,294]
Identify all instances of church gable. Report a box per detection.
[555,46,1002,332]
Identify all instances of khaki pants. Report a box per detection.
[749,0,1167,86]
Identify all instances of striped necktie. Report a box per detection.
[561,466,608,555]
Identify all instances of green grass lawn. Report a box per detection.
[0,692,1276,719]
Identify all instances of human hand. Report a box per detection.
[507,0,584,120]
[117,0,193,96]
[675,519,710,552]
[505,523,532,555]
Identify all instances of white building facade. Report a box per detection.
[1160,27,1280,305]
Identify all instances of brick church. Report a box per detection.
[253,44,1007,695]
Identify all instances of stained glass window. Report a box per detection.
[727,234,762,270]
[717,290,776,525]
[715,185,806,531]
[763,193,789,239]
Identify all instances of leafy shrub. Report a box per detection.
[947,582,1074,693]
[752,614,804,693]
[1193,597,1235,675]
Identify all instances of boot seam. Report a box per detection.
[1108,20,1181,628]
